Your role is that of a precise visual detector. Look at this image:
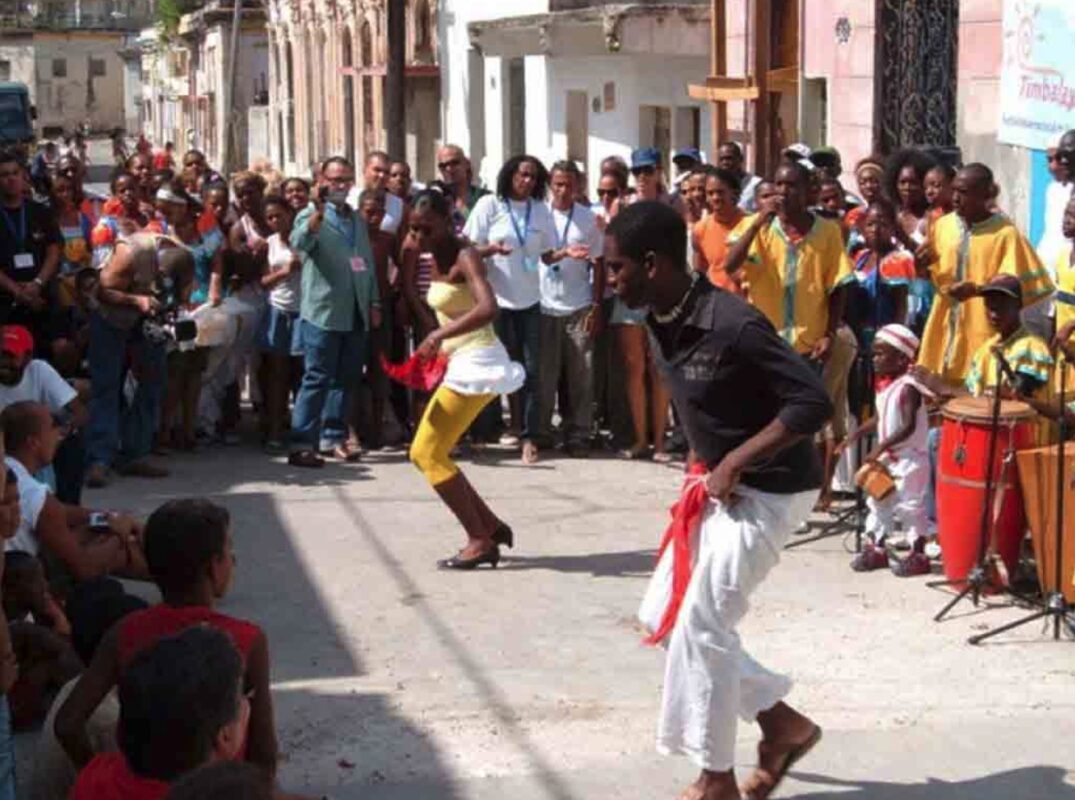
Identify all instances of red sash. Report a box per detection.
[644,462,710,646]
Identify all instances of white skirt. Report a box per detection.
[443,342,525,396]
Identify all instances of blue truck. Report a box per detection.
[0,82,35,153]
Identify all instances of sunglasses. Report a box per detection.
[438,158,462,170]
[631,166,656,177]
[596,188,620,198]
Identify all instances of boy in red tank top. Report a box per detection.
[71,626,249,800]
[55,499,278,775]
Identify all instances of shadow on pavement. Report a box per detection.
[273,687,464,799]
[788,766,1075,799]
[332,487,586,800]
[499,549,656,578]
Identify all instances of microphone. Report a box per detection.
[990,345,1019,387]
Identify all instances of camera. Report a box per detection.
[142,273,197,345]
[88,511,111,532]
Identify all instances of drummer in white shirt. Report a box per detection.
[536,161,604,456]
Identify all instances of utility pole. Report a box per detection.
[221,0,242,174]
[385,0,405,159]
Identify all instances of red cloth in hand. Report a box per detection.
[381,352,448,392]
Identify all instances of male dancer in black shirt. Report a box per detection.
[605,201,832,800]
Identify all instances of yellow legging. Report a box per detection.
[409,385,495,486]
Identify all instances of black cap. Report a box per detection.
[979,274,1022,302]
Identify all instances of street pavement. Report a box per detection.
[37,440,1075,800]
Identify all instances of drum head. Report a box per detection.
[942,395,1035,423]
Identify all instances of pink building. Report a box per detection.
[712,0,1038,227]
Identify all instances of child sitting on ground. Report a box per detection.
[70,626,248,799]
[31,577,147,800]
[845,324,934,577]
[55,498,278,775]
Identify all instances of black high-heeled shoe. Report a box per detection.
[492,523,514,549]
[437,546,501,570]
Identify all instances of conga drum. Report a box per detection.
[937,397,1035,584]
[1016,445,1075,603]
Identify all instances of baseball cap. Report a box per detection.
[810,146,842,170]
[979,274,1023,302]
[783,143,813,161]
[0,326,34,359]
[631,147,661,170]
[672,147,702,165]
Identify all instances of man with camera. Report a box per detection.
[3,401,148,582]
[288,156,381,468]
[85,235,194,488]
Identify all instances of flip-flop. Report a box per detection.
[740,726,822,800]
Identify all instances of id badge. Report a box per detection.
[13,253,34,271]
[350,256,367,273]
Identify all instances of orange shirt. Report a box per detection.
[692,210,746,294]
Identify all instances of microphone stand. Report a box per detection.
[932,351,1009,621]
[969,351,1075,644]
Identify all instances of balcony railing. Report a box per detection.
[0,10,154,31]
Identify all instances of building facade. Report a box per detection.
[139,1,269,173]
[442,0,711,193]
[264,0,440,179]
[0,0,154,136]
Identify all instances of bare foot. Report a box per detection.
[740,703,821,800]
[677,770,740,800]
[522,440,539,465]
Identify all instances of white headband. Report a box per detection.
[155,187,187,205]
[875,324,920,360]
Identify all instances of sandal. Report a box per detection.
[288,449,325,468]
[740,726,822,800]
[619,446,651,461]
[652,451,673,464]
[332,442,363,462]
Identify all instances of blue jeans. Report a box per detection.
[86,312,167,469]
[291,320,365,450]
[473,303,541,441]
[0,696,15,800]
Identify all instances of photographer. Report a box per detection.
[85,235,194,488]
[287,156,380,468]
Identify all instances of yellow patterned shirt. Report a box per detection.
[918,213,1053,386]
[732,214,854,354]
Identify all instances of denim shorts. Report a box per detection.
[260,305,303,356]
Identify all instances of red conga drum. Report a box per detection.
[937,397,1035,584]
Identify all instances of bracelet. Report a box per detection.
[31,278,44,288]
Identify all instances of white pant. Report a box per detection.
[865,450,929,547]
[198,289,265,431]
[639,486,815,771]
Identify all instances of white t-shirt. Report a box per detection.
[0,360,77,414]
[346,188,404,235]
[539,202,604,316]
[463,194,552,310]
[266,233,301,313]
[5,456,49,556]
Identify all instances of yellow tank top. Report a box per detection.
[427,281,498,354]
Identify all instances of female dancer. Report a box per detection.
[408,186,524,569]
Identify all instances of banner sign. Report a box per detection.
[998,0,1075,150]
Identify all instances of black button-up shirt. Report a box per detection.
[648,279,832,494]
